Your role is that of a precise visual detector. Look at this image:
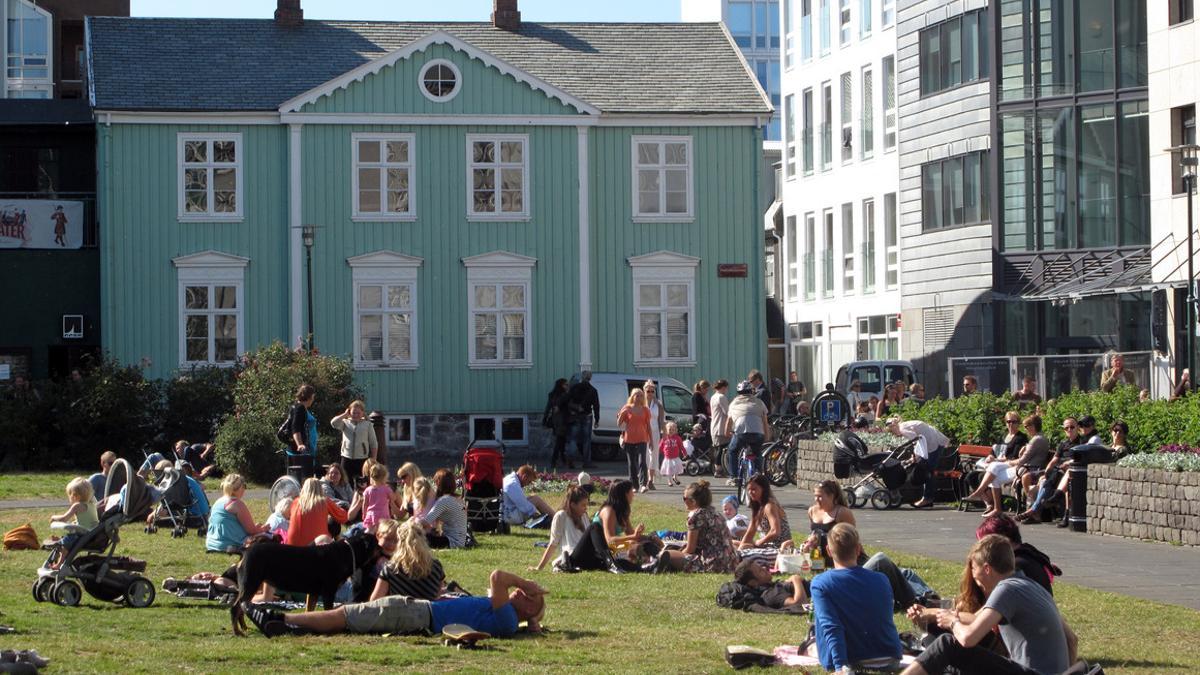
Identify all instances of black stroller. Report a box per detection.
[145,464,208,538]
[34,459,159,607]
[834,434,924,509]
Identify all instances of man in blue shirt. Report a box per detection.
[809,523,903,672]
[501,465,554,526]
[243,569,546,638]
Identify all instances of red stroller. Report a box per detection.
[462,440,507,534]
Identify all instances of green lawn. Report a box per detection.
[0,495,1197,673]
[0,472,257,503]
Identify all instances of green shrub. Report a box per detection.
[213,415,280,484]
[160,366,236,446]
[214,341,361,480]
[892,385,1200,453]
[56,358,161,468]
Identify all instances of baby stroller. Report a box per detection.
[684,417,715,476]
[33,459,159,607]
[834,435,924,509]
[145,464,207,538]
[462,440,506,534]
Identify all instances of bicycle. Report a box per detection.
[732,444,761,507]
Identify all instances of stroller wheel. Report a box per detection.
[52,579,82,607]
[684,460,701,477]
[846,489,861,509]
[196,527,205,538]
[144,525,156,535]
[888,491,904,509]
[33,576,54,603]
[870,489,892,510]
[124,577,156,608]
[172,527,185,538]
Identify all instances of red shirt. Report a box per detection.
[660,434,685,459]
[285,497,348,546]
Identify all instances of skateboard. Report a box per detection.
[442,623,490,650]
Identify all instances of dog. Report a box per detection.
[231,532,380,636]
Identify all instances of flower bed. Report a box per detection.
[1117,445,1200,472]
[531,471,611,495]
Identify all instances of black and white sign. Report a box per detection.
[62,315,83,339]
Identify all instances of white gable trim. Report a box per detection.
[627,250,701,269]
[173,250,250,269]
[347,250,425,269]
[277,31,600,116]
[462,250,538,269]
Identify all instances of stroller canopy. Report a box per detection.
[104,458,157,521]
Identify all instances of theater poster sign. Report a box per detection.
[0,199,84,249]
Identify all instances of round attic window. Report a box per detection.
[419,60,461,102]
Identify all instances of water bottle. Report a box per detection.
[810,545,825,573]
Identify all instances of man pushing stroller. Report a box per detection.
[884,418,949,509]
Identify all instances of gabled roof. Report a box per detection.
[627,250,701,268]
[280,31,598,115]
[462,251,538,268]
[346,250,424,268]
[172,250,250,268]
[86,18,772,115]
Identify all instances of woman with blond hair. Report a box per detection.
[617,388,654,491]
[369,519,445,601]
[286,477,348,546]
[206,473,267,553]
[396,462,423,515]
[641,380,667,490]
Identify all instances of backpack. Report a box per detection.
[716,581,763,611]
[3,523,39,550]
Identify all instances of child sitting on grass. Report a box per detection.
[266,497,293,538]
[722,495,749,539]
[47,477,100,565]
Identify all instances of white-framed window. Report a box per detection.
[884,192,899,288]
[352,133,415,220]
[861,65,874,160]
[172,251,248,367]
[418,59,461,103]
[841,202,855,294]
[348,251,423,369]
[804,213,816,300]
[632,136,693,221]
[883,55,897,151]
[178,133,243,220]
[801,0,813,61]
[784,94,796,178]
[860,0,873,37]
[839,0,851,46]
[464,251,535,368]
[819,0,831,55]
[881,0,895,27]
[784,0,795,69]
[470,415,528,445]
[386,415,416,447]
[5,0,52,98]
[862,198,877,293]
[466,134,529,220]
[786,214,799,299]
[840,71,853,163]
[629,251,699,366]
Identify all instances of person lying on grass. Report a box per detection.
[242,569,546,638]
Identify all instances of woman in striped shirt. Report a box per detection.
[420,468,470,549]
[369,519,445,601]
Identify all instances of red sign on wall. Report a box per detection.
[717,263,748,278]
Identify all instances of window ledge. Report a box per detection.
[352,215,417,223]
[354,363,419,371]
[180,361,236,369]
[467,214,531,223]
[634,359,697,369]
[633,216,695,224]
[179,214,244,223]
[468,361,533,370]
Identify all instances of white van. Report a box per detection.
[569,372,693,461]
[834,360,917,404]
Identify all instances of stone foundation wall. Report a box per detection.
[1086,465,1200,546]
[379,413,550,470]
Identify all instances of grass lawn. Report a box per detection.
[1,494,1198,673]
[0,471,260,503]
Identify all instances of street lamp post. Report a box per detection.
[302,224,316,351]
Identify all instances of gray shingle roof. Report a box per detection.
[86,18,772,115]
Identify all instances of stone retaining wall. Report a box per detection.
[1086,465,1200,546]
[794,439,892,488]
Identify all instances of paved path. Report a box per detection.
[589,467,1200,611]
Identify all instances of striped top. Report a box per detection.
[422,496,469,548]
[381,558,445,601]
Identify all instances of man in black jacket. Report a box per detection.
[565,371,600,468]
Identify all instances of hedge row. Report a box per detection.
[891,385,1200,454]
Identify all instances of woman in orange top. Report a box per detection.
[617,389,654,493]
[286,477,349,546]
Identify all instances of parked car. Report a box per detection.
[568,372,692,461]
[834,360,917,409]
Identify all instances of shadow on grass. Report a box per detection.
[1094,659,1193,670]
[543,629,600,640]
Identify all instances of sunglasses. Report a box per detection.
[1005,420,1019,424]
[1063,424,1076,429]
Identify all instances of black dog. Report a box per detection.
[231,532,379,636]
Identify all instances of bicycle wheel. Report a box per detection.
[784,449,798,485]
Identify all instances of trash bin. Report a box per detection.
[1067,444,1117,533]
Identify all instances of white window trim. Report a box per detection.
[385,415,417,447]
[464,251,536,369]
[417,59,462,103]
[351,133,416,221]
[4,0,53,94]
[631,135,695,223]
[469,414,529,446]
[172,251,248,368]
[348,251,424,370]
[465,134,531,221]
[629,251,699,367]
[881,0,895,27]
[177,133,244,222]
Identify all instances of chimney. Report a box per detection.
[492,0,520,31]
[275,0,303,27]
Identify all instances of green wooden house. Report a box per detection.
[86,8,772,455]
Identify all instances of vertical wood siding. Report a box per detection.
[99,123,289,378]
[301,44,580,117]
[589,126,767,386]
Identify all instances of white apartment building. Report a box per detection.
[779,0,901,392]
[1149,0,1199,371]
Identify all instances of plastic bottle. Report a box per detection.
[810,544,825,573]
